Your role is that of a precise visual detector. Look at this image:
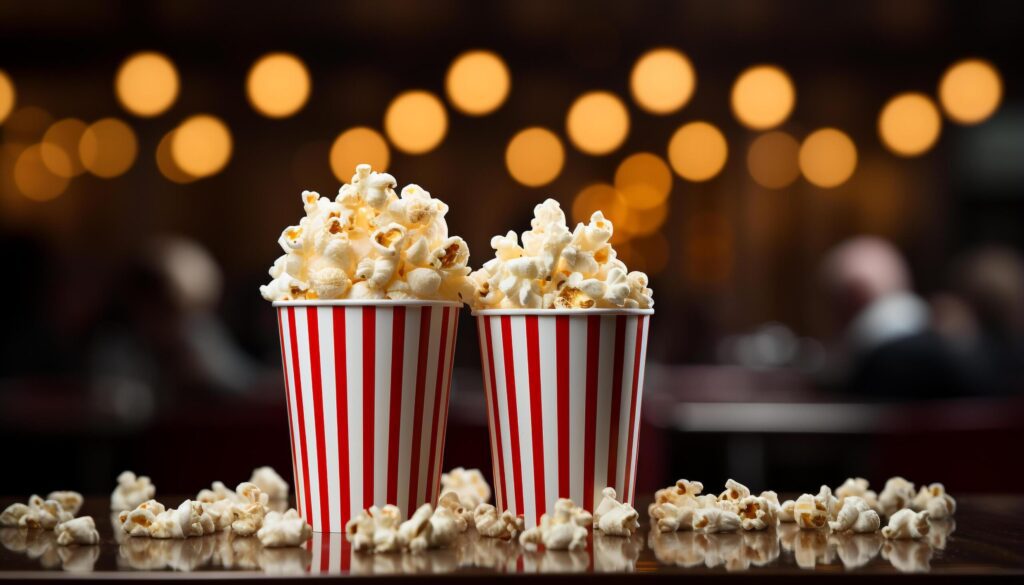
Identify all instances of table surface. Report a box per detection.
[1,496,1022,582]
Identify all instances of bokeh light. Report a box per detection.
[878,92,942,157]
[79,118,138,178]
[115,52,179,117]
[330,127,390,182]
[572,183,631,232]
[667,121,728,182]
[41,118,87,178]
[3,106,52,141]
[0,70,14,125]
[155,129,195,184]
[938,58,1002,125]
[384,90,448,154]
[566,91,630,155]
[730,65,796,130]
[171,115,233,178]
[614,152,673,210]
[798,128,857,188]
[505,127,564,187]
[622,200,669,237]
[629,48,696,115]
[445,50,510,116]
[246,52,311,119]
[14,144,69,201]
[747,131,800,189]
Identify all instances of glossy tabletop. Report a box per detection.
[1,496,1022,582]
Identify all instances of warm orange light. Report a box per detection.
[939,59,1002,125]
[330,127,390,182]
[731,65,795,130]
[566,91,630,155]
[572,183,631,230]
[79,118,138,178]
[505,127,564,187]
[384,90,448,155]
[14,144,68,202]
[171,115,233,178]
[667,121,728,182]
[155,129,195,184]
[878,92,942,157]
[41,118,87,178]
[622,201,669,237]
[246,53,311,118]
[747,131,800,189]
[799,128,857,188]
[614,152,673,210]
[445,50,511,116]
[629,48,696,115]
[0,70,15,125]
[3,106,52,141]
[115,52,179,117]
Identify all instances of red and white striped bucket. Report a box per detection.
[474,309,653,528]
[274,300,461,533]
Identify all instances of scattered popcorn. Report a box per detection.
[119,499,214,539]
[196,481,237,503]
[54,516,99,546]
[649,501,698,533]
[593,487,640,537]
[692,507,741,533]
[648,479,705,517]
[261,164,471,303]
[470,199,653,310]
[440,467,491,511]
[118,499,167,536]
[520,498,591,551]
[249,467,290,501]
[45,492,83,516]
[911,483,957,520]
[230,482,270,536]
[0,503,30,527]
[111,471,156,512]
[737,493,780,531]
[878,476,917,517]
[778,499,796,523]
[834,477,879,511]
[402,504,461,553]
[829,496,882,534]
[718,479,751,510]
[436,491,472,533]
[882,509,930,540]
[18,495,74,529]
[346,505,403,553]
[256,509,312,547]
[793,493,829,530]
[472,504,524,540]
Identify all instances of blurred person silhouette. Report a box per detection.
[820,237,975,400]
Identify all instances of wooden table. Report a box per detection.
[1,496,1022,582]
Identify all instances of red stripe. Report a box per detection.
[500,316,525,515]
[341,536,350,571]
[606,316,627,491]
[287,307,313,525]
[425,307,451,505]
[276,310,301,519]
[556,316,570,499]
[362,307,376,510]
[525,315,546,521]
[435,310,459,501]
[386,307,406,505]
[583,315,601,511]
[306,308,331,533]
[332,308,351,528]
[319,532,329,572]
[623,317,646,503]
[407,307,432,518]
[481,316,506,511]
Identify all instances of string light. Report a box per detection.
[747,131,800,189]
[41,118,87,178]
[566,91,630,155]
[246,53,311,118]
[731,65,795,130]
[155,129,195,184]
[505,127,564,187]
[799,128,857,188]
[878,92,942,157]
[667,121,728,182]
[629,48,696,115]
[115,52,179,117]
[171,115,233,178]
[79,118,138,178]
[330,127,390,181]
[445,50,511,116]
[0,69,15,125]
[384,90,448,154]
[614,152,672,210]
[938,58,1002,125]
[14,144,68,201]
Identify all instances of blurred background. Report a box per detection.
[1,0,1022,499]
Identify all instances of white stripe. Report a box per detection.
[294,307,322,532]
[344,307,363,520]
[615,316,639,497]
[629,316,650,503]
[509,315,536,524]
[538,316,560,512]
[568,315,588,506]
[329,533,341,572]
[397,307,421,517]
[592,315,616,502]
[279,309,305,520]
[310,533,322,574]
[478,317,502,511]
[374,307,393,507]
[490,316,516,515]
[317,307,341,532]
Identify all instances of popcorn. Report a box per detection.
[230,482,270,536]
[118,499,167,536]
[436,491,472,532]
[470,199,653,310]
[878,476,916,517]
[345,505,403,553]
[119,499,214,539]
[249,466,289,501]
[18,495,74,529]
[46,491,83,516]
[399,504,460,553]
[55,517,100,546]
[829,496,882,534]
[440,467,492,511]
[835,477,879,510]
[111,471,156,512]
[261,164,470,303]
[718,479,751,511]
[648,479,705,517]
[592,487,639,537]
[911,483,956,520]
[736,493,780,531]
[882,509,930,540]
[691,507,741,533]
[649,501,698,533]
[472,504,524,540]
[778,499,796,523]
[257,509,312,547]
[0,502,30,527]
[519,498,591,551]
[196,481,237,504]
[793,493,829,530]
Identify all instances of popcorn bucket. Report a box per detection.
[274,300,461,533]
[474,309,653,528]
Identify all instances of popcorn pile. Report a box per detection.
[520,488,639,551]
[469,199,653,310]
[260,164,472,302]
[1,491,98,547]
[648,476,955,541]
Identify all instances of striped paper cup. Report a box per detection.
[474,308,653,528]
[274,300,461,533]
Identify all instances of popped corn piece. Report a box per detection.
[737,494,780,531]
[882,509,930,540]
[593,487,639,537]
[398,504,460,553]
[718,479,751,505]
[648,479,705,517]
[249,466,290,501]
[692,507,741,533]
[911,483,956,520]
[879,476,916,517]
[20,495,73,529]
[55,516,100,546]
[473,504,524,540]
[257,509,312,547]
[230,482,269,537]
[794,493,829,530]
[196,481,237,504]
[345,505,403,553]
[519,498,591,551]
[440,467,492,511]
[111,471,156,512]
[779,499,797,523]
[0,503,30,527]
[118,499,166,536]
[46,491,84,516]
[649,501,697,533]
[436,491,471,532]
[835,477,879,510]
[829,496,882,534]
